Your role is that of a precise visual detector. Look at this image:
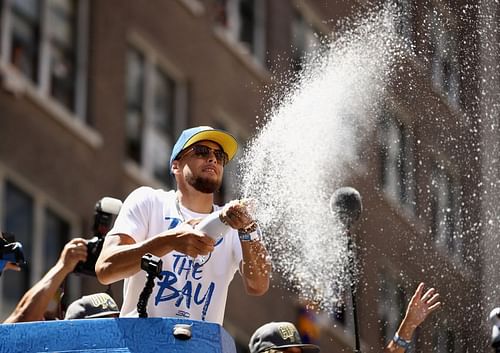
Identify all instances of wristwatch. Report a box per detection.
[393,333,411,350]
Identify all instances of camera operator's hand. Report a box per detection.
[220,199,256,231]
[4,262,21,272]
[4,238,88,323]
[168,222,216,258]
[58,238,88,274]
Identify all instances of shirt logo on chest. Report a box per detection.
[165,216,182,230]
[155,254,216,321]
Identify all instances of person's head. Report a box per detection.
[64,293,120,320]
[170,126,238,194]
[249,322,320,353]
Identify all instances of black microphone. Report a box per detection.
[330,187,363,229]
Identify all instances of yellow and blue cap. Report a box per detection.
[169,126,238,168]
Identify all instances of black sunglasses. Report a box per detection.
[181,145,229,165]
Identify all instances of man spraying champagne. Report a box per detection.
[96,126,271,324]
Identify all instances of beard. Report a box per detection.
[186,174,222,193]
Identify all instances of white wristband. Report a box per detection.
[238,225,262,242]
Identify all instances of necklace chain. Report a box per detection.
[175,197,186,222]
[175,197,213,223]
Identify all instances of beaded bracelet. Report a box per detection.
[239,221,258,234]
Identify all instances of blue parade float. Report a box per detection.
[0,317,236,353]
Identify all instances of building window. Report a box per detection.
[2,181,33,314]
[434,328,458,353]
[43,207,69,274]
[213,0,228,26]
[0,179,76,320]
[9,0,40,82]
[1,0,88,118]
[379,113,416,210]
[43,206,71,317]
[427,6,460,108]
[430,164,463,257]
[151,69,176,183]
[47,0,77,111]
[394,0,414,50]
[126,48,145,166]
[213,0,266,63]
[125,46,185,187]
[238,0,256,51]
[291,10,322,73]
[378,275,407,346]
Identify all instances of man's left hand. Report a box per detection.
[220,199,255,231]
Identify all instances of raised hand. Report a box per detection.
[59,238,88,273]
[404,282,441,329]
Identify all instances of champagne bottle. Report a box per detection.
[195,210,231,239]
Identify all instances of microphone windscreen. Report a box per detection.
[330,187,363,227]
[96,197,123,215]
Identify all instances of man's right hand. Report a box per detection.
[167,222,216,258]
[96,223,216,285]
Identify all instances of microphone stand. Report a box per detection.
[347,230,361,353]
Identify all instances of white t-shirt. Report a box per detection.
[108,186,243,324]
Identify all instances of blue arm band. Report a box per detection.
[393,333,411,349]
[238,225,262,242]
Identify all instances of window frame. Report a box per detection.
[377,274,408,347]
[125,32,189,188]
[427,3,460,109]
[0,0,89,121]
[291,9,322,74]
[213,0,266,64]
[430,162,464,259]
[434,326,461,353]
[394,0,415,50]
[0,164,80,320]
[379,111,417,212]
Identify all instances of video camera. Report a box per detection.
[0,232,26,276]
[74,197,122,276]
[137,253,163,318]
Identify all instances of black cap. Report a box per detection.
[249,322,320,353]
[64,293,120,319]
